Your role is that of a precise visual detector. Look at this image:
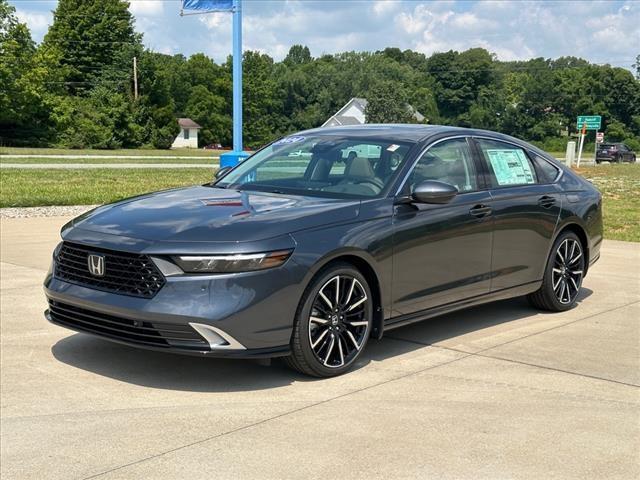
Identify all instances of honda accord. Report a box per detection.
[44,125,603,377]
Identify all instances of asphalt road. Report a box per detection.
[1,215,638,480]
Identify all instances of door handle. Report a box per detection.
[538,195,556,208]
[469,204,492,218]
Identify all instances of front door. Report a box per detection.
[391,137,493,317]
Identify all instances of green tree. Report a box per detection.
[0,0,57,145]
[185,85,231,146]
[40,0,140,94]
[284,45,312,67]
[365,82,415,123]
[427,48,495,121]
[242,51,284,146]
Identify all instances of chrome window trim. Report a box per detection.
[394,135,470,196]
[395,134,564,196]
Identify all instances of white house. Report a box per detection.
[172,118,202,149]
[322,97,425,127]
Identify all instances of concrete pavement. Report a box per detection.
[1,215,638,479]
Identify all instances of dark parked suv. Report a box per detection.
[596,143,636,163]
[44,125,603,377]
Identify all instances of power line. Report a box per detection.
[40,39,139,45]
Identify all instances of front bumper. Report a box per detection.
[44,251,305,358]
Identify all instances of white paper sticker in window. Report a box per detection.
[387,144,400,152]
[486,149,536,186]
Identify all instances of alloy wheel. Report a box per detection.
[308,275,369,368]
[551,238,584,305]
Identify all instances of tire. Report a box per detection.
[528,231,585,312]
[284,262,373,377]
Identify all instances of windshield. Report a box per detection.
[214,135,414,198]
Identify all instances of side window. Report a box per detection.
[407,138,477,193]
[532,155,560,183]
[477,139,537,187]
[183,128,190,140]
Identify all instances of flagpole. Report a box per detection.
[232,0,242,153]
[181,0,247,168]
[220,0,249,168]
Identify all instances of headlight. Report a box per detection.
[172,249,293,273]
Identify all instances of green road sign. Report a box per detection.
[576,115,601,130]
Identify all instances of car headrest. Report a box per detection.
[345,157,375,178]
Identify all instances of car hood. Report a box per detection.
[67,186,360,243]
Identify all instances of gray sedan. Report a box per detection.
[44,125,603,377]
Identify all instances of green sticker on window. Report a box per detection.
[486,149,535,186]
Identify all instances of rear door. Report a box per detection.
[472,138,562,291]
[390,137,493,316]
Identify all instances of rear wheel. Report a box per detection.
[528,232,585,312]
[285,263,372,377]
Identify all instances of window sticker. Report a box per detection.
[273,136,305,146]
[486,149,535,186]
[387,144,400,152]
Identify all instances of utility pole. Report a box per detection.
[133,56,138,100]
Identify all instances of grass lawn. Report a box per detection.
[0,168,215,207]
[573,164,640,242]
[0,147,223,157]
[0,156,216,164]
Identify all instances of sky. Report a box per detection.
[11,0,640,69]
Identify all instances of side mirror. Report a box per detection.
[215,166,232,179]
[411,180,458,204]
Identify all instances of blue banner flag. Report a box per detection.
[181,0,234,14]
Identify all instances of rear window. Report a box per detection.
[533,155,560,183]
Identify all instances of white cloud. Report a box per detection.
[199,12,229,29]
[11,0,637,71]
[372,1,396,16]
[396,4,454,35]
[128,0,165,17]
[14,10,51,39]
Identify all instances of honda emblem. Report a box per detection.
[87,254,105,277]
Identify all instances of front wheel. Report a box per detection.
[528,232,585,311]
[285,263,372,377]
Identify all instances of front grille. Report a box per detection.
[55,242,165,298]
[48,300,209,350]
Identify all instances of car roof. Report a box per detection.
[296,124,461,142]
[295,124,525,144]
